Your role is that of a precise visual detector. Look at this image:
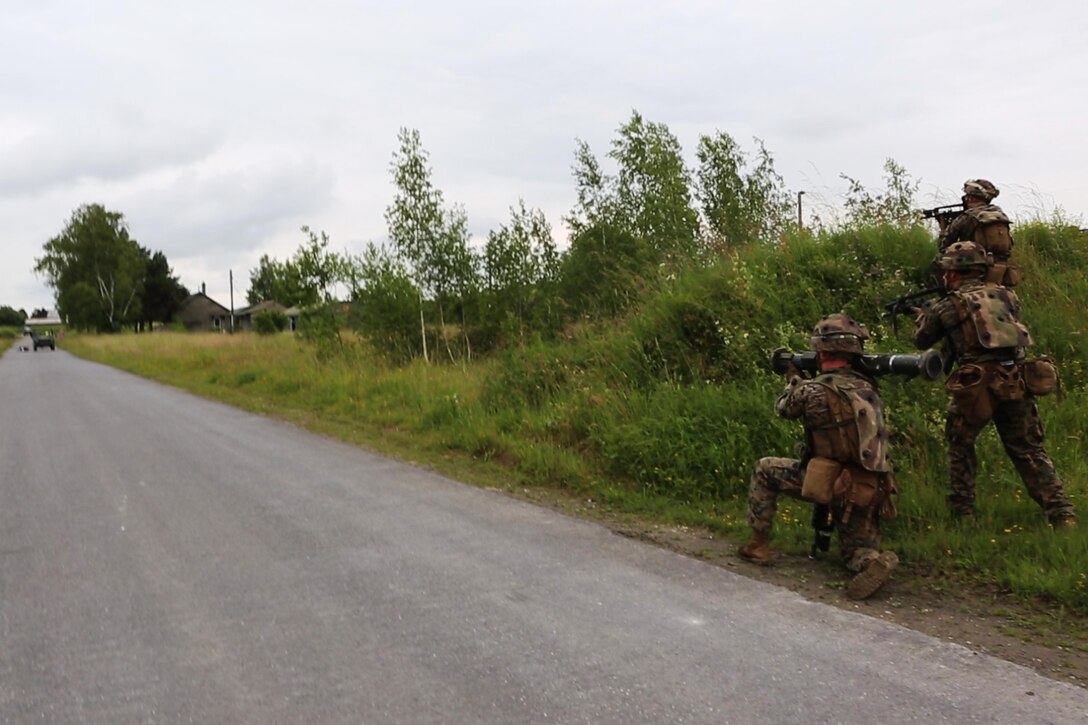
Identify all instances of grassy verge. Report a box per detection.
[65,327,1088,614]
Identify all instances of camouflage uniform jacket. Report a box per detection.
[776,369,890,473]
[913,281,1031,364]
[938,203,1012,258]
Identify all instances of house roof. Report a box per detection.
[179,292,230,315]
[235,300,287,316]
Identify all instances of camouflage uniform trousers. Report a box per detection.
[748,456,882,573]
[946,395,1075,520]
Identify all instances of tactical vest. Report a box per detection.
[806,372,890,473]
[950,284,1033,356]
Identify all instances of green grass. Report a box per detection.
[63,221,1088,613]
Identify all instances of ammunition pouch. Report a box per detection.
[986,262,1021,287]
[989,363,1025,402]
[801,457,842,505]
[945,363,994,424]
[1022,357,1059,397]
[832,466,896,525]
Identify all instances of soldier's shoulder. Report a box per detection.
[928,292,959,312]
[970,204,1010,222]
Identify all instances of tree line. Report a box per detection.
[33,109,919,347]
[247,110,814,362]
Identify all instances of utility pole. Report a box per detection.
[797,190,806,229]
[229,270,235,334]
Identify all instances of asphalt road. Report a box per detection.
[1,341,1086,724]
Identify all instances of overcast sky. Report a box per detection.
[4,1,1087,311]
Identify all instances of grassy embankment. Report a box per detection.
[65,222,1088,611]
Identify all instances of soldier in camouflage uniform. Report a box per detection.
[913,241,1076,527]
[938,179,1020,286]
[740,314,899,600]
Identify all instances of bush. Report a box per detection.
[254,310,289,335]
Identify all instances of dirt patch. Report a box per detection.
[508,486,1088,689]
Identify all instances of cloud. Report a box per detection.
[5,0,1088,309]
[123,156,338,258]
[0,111,221,197]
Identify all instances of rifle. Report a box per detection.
[770,346,944,381]
[882,285,944,334]
[919,203,964,232]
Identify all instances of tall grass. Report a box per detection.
[65,222,1088,611]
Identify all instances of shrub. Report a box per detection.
[254,310,289,335]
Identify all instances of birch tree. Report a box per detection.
[484,200,559,337]
[610,111,700,260]
[384,128,446,362]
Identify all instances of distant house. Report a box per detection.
[178,288,231,332]
[234,300,287,332]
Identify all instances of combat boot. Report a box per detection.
[1050,515,1077,530]
[846,551,899,600]
[738,531,775,565]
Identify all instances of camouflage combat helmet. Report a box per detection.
[810,313,869,354]
[963,179,999,202]
[939,241,992,272]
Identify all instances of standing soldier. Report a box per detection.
[938,179,1020,287]
[740,314,900,601]
[913,241,1075,528]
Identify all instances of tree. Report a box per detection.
[247,254,310,307]
[0,306,25,327]
[841,158,920,229]
[348,243,422,362]
[484,200,560,338]
[291,226,350,354]
[385,128,481,362]
[141,249,189,328]
[609,111,700,260]
[295,226,347,304]
[385,128,447,362]
[565,139,616,239]
[696,133,792,248]
[31,308,49,319]
[431,205,480,360]
[695,131,746,247]
[34,204,146,331]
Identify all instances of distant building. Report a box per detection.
[178,287,231,332]
[233,300,287,332]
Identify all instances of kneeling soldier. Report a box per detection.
[740,314,899,600]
